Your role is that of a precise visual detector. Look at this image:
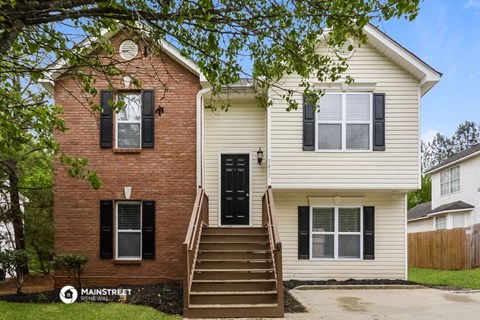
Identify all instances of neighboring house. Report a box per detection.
[408,144,480,232]
[41,24,440,318]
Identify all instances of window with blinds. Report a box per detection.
[117,202,142,259]
[311,207,362,259]
[317,93,371,151]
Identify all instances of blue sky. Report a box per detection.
[379,0,480,141]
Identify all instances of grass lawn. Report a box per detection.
[409,267,480,290]
[0,301,181,320]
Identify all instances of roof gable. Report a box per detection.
[39,27,206,94]
[363,24,441,96]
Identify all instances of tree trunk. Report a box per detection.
[7,160,29,275]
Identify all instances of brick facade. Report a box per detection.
[54,31,201,288]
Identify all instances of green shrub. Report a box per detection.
[0,249,30,294]
[52,253,89,290]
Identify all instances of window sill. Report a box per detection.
[113,260,142,265]
[113,148,141,154]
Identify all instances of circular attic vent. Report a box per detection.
[119,40,139,61]
[335,39,355,59]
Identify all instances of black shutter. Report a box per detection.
[100,90,113,148]
[363,206,375,260]
[303,95,315,151]
[373,93,385,151]
[142,90,155,148]
[298,206,310,259]
[142,201,155,259]
[100,200,113,259]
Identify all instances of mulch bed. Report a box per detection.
[284,278,419,290]
[3,277,456,315]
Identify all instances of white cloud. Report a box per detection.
[421,129,439,142]
[465,0,480,8]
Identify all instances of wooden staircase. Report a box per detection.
[184,227,283,318]
[183,188,283,318]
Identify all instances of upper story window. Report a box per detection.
[99,89,155,150]
[440,166,460,196]
[117,93,142,149]
[317,93,372,151]
[311,207,362,259]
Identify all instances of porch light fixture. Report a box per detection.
[257,147,264,165]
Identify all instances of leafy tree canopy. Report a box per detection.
[0,0,421,192]
[422,121,480,171]
[1,0,421,108]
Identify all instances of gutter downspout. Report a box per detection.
[196,88,211,188]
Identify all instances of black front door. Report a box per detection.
[221,154,250,225]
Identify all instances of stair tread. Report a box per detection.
[187,303,278,309]
[190,290,278,295]
[200,240,269,243]
[197,258,272,262]
[199,249,271,253]
[194,268,274,272]
[192,279,276,283]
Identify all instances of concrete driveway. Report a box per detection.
[284,287,480,320]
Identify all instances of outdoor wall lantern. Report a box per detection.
[257,147,264,165]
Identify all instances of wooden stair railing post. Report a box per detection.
[183,187,208,314]
[262,186,283,312]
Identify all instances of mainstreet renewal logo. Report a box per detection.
[59,286,132,303]
[59,286,78,304]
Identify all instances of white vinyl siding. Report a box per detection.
[407,218,433,233]
[275,191,406,280]
[116,202,142,260]
[204,100,267,226]
[431,156,480,227]
[117,93,141,149]
[440,166,460,196]
[269,42,421,190]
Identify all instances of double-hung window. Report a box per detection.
[440,166,460,196]
[117,202,142,260]
[311,207,362,259]
[317,93,372,151]
[116,93,142,149]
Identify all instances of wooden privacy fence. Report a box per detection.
[408,224,480,270]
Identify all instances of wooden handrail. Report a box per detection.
[262,186,283,309]
[183,187,208,311]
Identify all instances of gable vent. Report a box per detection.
[335,39,355,59]
[119,40,139,61]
